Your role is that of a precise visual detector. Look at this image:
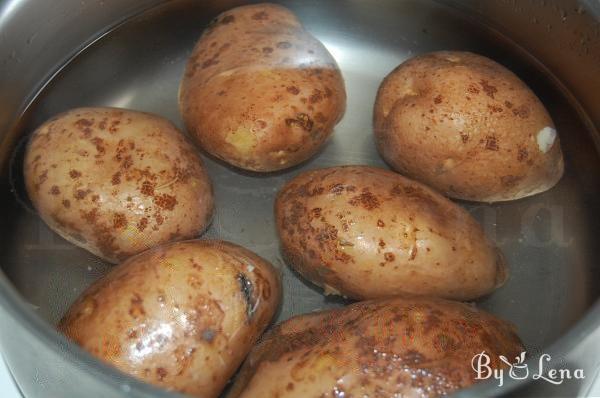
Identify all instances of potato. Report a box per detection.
[59,240,281,398]
[227,295,524,398]
[24,107,214,263]
[275,166,506,300]
[373,51,564,202]
[179,3,346,172]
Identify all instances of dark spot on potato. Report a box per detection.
[62,199,71,208]
[69,170,81,179]
[377,219,385,227]
[201,58,219,69]
[91,137,105,155]
[237,273,256,320]
[262,47,273,54]
[81,208,98,224]
[488,104,503,113]
[409,246,418,261]
[329,184,344,195]
[504,100,513,108]
[108,120,120,134]
[134,217,148,232]
[154,194,177,210]
[385,252,395,262]
[75,119,93,129]
[75,189,90,200]
[433,95,442,104]
[379,239,386,248]
[155,214,164,225]
[501,175,522,187]
[310,207,322,219]
[256,119,267,129]
[517,147,529,162]
[286,86,300,95]
[467,83,480,94]
[460,132,470,143]
[348,191,380,210]
[309,89,323,104]
[286,382,295,391]
[252,11,268,20]
[156,367,168,382]
[111,172,121,185]
[316,224,338,245]
[201,328,216,343]
[113,213,127,229]
[479,80,497,98]
[512,105,530,118]
[285,113,314,132]
[141,181,155,196]
[484,136,499,151]
[50,185,60,195]
[129,293,146,318]
[277,41,292,49]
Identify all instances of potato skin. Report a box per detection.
[227,296,524,398]
[374,51,564,202]
[59,240,281,398]
[24,107,214,263]
[275,166,506,300]
[179,3,346,172]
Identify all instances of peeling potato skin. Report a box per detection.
[24,107,214,263]
[59,240,281,398]
[179,3,346,172]
[227,296,524,398]
[275,166,507,300]
[373,51,564,202]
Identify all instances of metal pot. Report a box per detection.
[0,0,598,397]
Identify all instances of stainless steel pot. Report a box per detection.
[0,1,599,397]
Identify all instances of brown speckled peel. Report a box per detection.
[179,3,346,172]
[23,107,214,263]
[59,240,282,398]
[226,296,524,398]
[275,165,507,301]
[373,51,564,202]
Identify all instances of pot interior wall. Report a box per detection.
[1,0,599,363]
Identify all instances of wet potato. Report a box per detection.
[227,296,524,398]
[59,240,282,398]
[179,3,346,172]
[275,166,507,301]
[374,51,564,202]
[24,107,214,263]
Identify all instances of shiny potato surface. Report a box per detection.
[227,296,524,398]
[24,107,214,263]
[179,3,346,171]
[59,240,281,398]
[374,51,564,202]
[275,166,507,300]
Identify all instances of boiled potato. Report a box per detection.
[24,107,214,263]
[275,166,506,300]
[179,3,346,172]
[227,295,524,398]
[374,51,564,202]
[59,240,281,398]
